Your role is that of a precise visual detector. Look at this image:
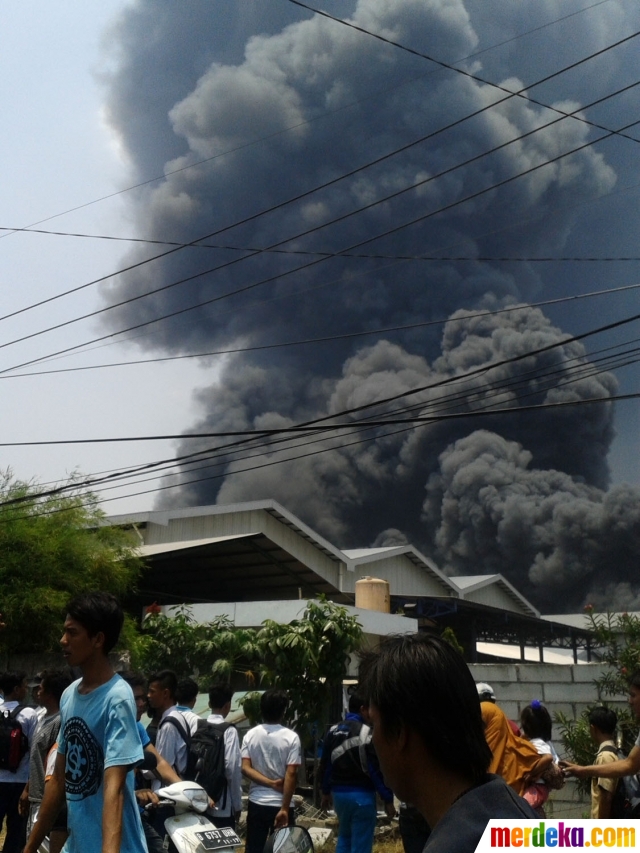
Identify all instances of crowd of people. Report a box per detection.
[1,593,639,853]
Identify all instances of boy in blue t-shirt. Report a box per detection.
[23,592,147,853]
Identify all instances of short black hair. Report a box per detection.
[209,682,233,710]
[261,689,289,723]
[148,670,178,699]
[629,670,640,690]
[348,692,366,714]
[589,706,617,736]
[359,633,492,785]
[520,702,552,742]
[176,677,199,705]
[0,671,26,696]
[66,592,124,655]
[40,669,74,704]
[120,671,147,691]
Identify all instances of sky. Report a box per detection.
[1,0,640,610]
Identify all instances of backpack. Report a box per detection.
[600,745,640,818]
[160,714,232,806]
[0,705,28,773]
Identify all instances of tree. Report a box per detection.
[135,606,260,687]
[556,608,640,792]
[256,598,363,799]
[0,473,142,657]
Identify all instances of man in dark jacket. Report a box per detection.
[320,693,395,853]
[359,634,537,853]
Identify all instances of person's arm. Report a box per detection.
[225,728,243,816]
[24,752,66,853]
[274,764,299,828]
[145,742,181,784]
[563,746,640,779]
[522,753,553,789]
[18,781,29,816]
[102,765,129,853]
[241,757,284,790]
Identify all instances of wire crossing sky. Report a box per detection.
[2,0,640,612]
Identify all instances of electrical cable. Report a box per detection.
[4,105,639,378]
[10,222,640,264]
[2,22,638,332]
[3,0,611,245]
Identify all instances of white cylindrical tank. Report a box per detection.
[355,576,390,613]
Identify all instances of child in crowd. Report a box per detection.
[520,700,564,816]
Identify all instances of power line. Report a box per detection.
[4,104,639,378]
[9,224,640,263]
[286,0,640,152]
[0,0,614,247]
[2,308,638,449]
[3,23,639,334]
[3,279,640,379]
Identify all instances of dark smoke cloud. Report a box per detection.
[102,0,640,610]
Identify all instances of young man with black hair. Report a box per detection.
[120,671,182,853]
[147,669,191,779]
[358,633,536,853]
[320,691,395,853]
[586,707,619,819]
[0,671,39,853]
[175,677,201,737]
[19,669,73,840]
[241,688,301,853]
[23,592,147,853]
[563,671,640,786]
[206,682,242,829]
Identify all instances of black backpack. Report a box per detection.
[0,705,28,773]
[160,714,232,806]
[600,745,640,818]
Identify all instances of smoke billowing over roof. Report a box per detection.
[101,0,640,610]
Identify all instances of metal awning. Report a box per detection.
[134,532,349,606]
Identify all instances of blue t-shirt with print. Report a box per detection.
[58,674,146,853]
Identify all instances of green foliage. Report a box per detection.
[555,711,597,795]
[257,598,363,746]
[556,608,640,787]
[0,472,142,655]
[136,607,260,687]
[441,626,464,656]
[239,691,263,726]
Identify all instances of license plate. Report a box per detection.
[194,829,242,850]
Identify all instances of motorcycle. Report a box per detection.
[152,781,242,853]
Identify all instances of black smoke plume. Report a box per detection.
[101,0,640,610]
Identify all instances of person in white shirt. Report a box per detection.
[241,689,301,853]
[147,670,189,778]
[206,683,242,830]
[175,678,201,737]
[0,671,39,853]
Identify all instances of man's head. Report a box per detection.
[121,671,148,721]
[147,670,178,713]
[359,633,492,802]
[476,682,496,703]
[260,688,289,724]
[62,592,124,667]
[209,682,233,716]
[588,706,617,742]
[176,677,199,709]
[348,691,367,715]
[38,669,73,713]
[0,671,28,702]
